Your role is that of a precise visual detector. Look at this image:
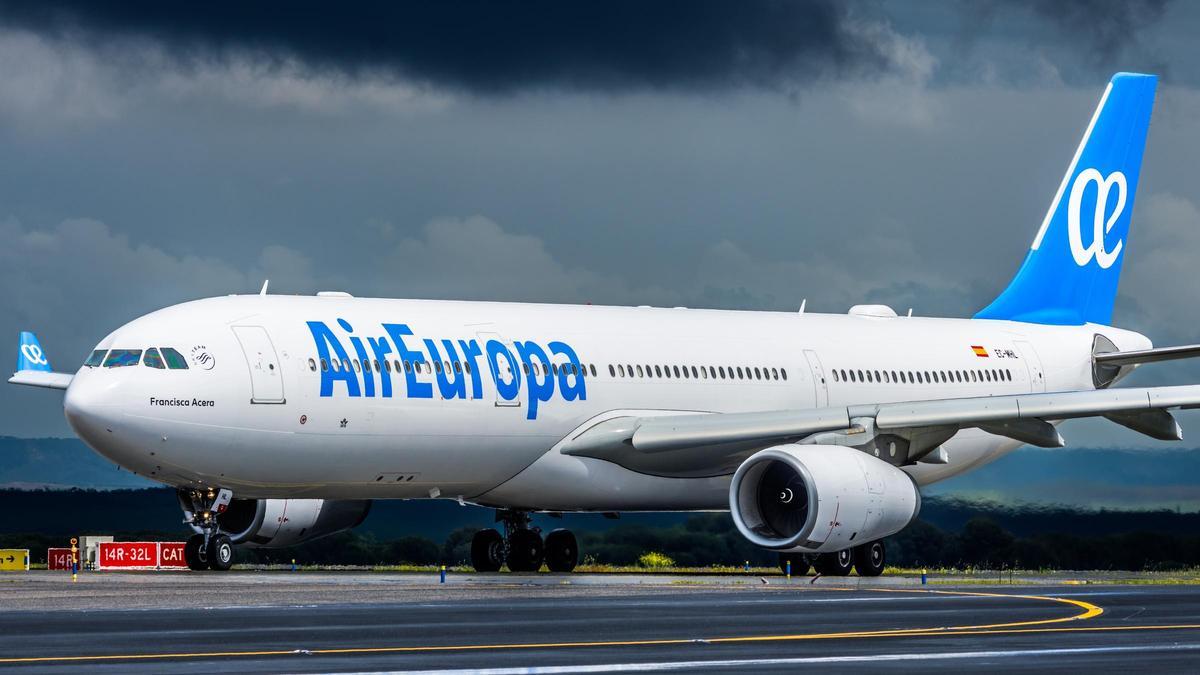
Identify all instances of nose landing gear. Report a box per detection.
[179,488,236,571]
[469,510,580,573]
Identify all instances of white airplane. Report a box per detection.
[11,72,1200,575]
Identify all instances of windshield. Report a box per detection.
[142,348,165,369]
[103,349,142,368]
[160,347,189,370]
[83,350,106,368]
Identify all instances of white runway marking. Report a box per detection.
[324,642,1200,675]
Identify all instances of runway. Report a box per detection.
[1,572,1199,673]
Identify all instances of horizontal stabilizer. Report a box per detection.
[1094,344,1200,367]
[10,331,72,390]
[8,371,73,390]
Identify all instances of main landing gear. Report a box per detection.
[777,540,886,577]
[180,487,236,571]
[470,510,579,573]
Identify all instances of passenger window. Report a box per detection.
[353,360,361,373]
[308,358,317,372]
[103,349,142,368]
[465,362,473,375]
[681,366,689,379]
[143,348,165,369]
[321,358,329,372]
[718,367,726,379]
[84,350,107,368]
[849,370,857,382]
[364,360,372,373]
[781,368,787,381]
[160,348,188,370]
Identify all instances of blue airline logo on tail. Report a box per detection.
[306,319,586,420]
[16,332,51,372]
[1067,168,1126,269]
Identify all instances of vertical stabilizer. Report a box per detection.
[976,73,1157,325]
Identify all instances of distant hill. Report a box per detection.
[0,437,156,490]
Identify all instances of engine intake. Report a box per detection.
[729,444,919,553]
[183,497,371,548]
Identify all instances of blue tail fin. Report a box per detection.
[975,72,1157,325]
[16,331,52,372]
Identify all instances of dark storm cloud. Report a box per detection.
[0,0,900,92]
[981,0,1170,62]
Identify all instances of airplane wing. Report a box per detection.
[561,384,1200,478]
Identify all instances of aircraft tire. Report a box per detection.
[544,529,578,572]
[853,541,886,577]
[506,529,544,572]
[207,534,234,571]
[185,533,209,571]
[470,528,504,572]
[814,549,854,576]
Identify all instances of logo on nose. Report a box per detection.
[1068,168,1127,269]
[20,344,47,366]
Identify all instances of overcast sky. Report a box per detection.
[3,0,1200,445]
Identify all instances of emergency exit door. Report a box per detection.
[804,350,829,407]
[232,326,286,404]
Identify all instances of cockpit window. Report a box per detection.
[103,349,142,367]
[143,348,166,369]
[83,350,107,368]
[160,348,189,370]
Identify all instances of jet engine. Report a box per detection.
[182,496,372,548]
[729,444,919,553]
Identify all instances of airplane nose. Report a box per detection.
[63,374,121,450]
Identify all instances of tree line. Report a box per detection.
[7,513,1200,571]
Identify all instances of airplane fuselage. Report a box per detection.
[61,294,1150,511]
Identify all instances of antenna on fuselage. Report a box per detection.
[259,280,270,296]
[907,308,913,317]
[799,299,807,314]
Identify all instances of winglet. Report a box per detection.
[16,332,52,372]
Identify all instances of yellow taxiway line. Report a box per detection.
[0,587,1141,665]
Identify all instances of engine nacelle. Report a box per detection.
[185,498,372,548]
[729,444,919,553]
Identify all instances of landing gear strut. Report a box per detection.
[179,487,236,571]
[469,510,579,573]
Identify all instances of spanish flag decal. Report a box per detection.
[971,345,989,358]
